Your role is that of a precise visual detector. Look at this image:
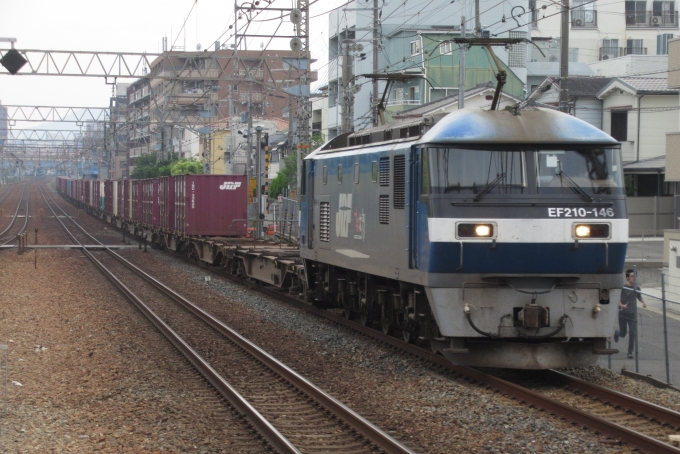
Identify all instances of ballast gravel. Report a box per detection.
[0,183,663,453]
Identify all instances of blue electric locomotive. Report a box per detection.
[299,107,625,369]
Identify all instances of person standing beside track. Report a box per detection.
[614,269,647,358]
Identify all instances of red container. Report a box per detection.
[83,180,91,206]
[174,175,247,236]
[91,180,101,209]
[142,179,159,227]
[132,180,143,223]
[159,176,175,231]
[104,180,118,214]
[117,181,125,218]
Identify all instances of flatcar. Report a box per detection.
[56,106,626,369]
[298,107,625,369]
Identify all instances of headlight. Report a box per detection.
[457,223,494,238]
[573,223,610,239]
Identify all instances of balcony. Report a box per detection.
[385,99,421,107]
[571,10,597,27]
[626,11,678,27]
[239,92,264,103]
[599,46,648,60]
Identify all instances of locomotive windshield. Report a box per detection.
[424,147,623,197]
[535,148,623,195]
[425,148,526,195]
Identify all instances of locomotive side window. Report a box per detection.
[535,148,623,195]
[323,166,328,185]
[354,163,360,184]
[338,164,343,184]
[372,161,378,182]
[427,148,526,195]
[421,149,430,195]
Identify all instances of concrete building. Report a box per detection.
[531,0,677,65]
[125,49,314,175]
[326,0,531,136]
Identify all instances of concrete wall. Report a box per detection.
[667,132,680,180]
[628,196,674,236]
[669,38,680,89]
[602,92,678,162]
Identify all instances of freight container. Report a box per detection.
[131,180,143,223]
[158,176,175,231]
[142,179,159,227]
[91,180,100,209]
[117,180,124,217]
[174,175,247,236]
[83,180,91,206]
[105,180,118,215]
[99,180,106,210]
[66,179,72,198]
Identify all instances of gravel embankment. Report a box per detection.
[0,183,663,452]
[0,184,268,453]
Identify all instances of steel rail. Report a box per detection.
[56,186,680,453]
[0,184,30,245]
[544,369,680,427]
[44,186,415,454]
[166,247,680,454]
[38,187,301,454]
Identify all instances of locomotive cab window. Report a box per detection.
[371,161,378,182]
[338,164,343,184]
[535,148,623,195]
[354,163,360,184]
[323,166,328,185]
[426,147,526,196]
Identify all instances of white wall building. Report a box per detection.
[532,0,677,65]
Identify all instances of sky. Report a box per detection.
[0,0,347,130]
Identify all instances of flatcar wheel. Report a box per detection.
[343,298,352,320]
[380,304,391,335]
[359,313,370,326]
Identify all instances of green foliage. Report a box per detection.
[171,159,203,175]
[269,133,325,198]
[130,153,203,179]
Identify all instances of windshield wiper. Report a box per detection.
[473,173,506,202]
[556,170,593,202]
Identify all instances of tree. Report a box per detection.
[269,133,325,198]
[130,152,181,179]
[171,158,203,175]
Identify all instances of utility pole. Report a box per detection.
[255,125,263,238]
[475,0,481,36]
[247,88,254,218]
[294,0,310,202]
[458,17,466,109]
[559,0,570,112]
[227,85,235,175]
[341,39,354,134]
[372,0,379,126]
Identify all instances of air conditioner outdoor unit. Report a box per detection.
[574,18,583,26]
[652,16,660,25]
[602,55,610,60]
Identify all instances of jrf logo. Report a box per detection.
[219,182,242,190]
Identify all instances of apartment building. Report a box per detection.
[326,0,531,137]
[532,0,677,64]
[125,49,315,175]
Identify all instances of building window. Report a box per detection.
[601,39,620,60]
[409,86,420,102]
[658,33,675,54]
[439,42,452,55]
[627,39,645,55]
[394,87,404,103]
[282,106,290,118]
[653,1,676,26]
[626,1,647,25]
[572,0,596,27]
[410,40,420,55]
[611,111,628,142]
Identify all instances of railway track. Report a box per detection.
[41,186,416,454]
[149,229,680,454]
[52,183,680,453]
[0,182,30,245]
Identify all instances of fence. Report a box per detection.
[600,266,679,385]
